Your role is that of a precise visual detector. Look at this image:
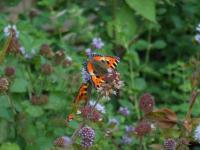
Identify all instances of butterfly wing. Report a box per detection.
[73,83,89,104]
[92,54,120,70]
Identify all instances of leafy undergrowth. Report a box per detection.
[0,0,200,150]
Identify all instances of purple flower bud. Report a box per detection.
[163,138,176,150]
[118,107,130,116]
[120,135,132,145]
[81,68,90,83]
[125,125,135,133]
[92,37,104,49]
[195,34,200,43]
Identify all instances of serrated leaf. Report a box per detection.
[125,0,156,22]
[10,78,28,93]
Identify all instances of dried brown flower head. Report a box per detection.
[39,44,54,58]
[4,67,15,77]
[81,106,100,122]
[0,77,9,93]
[41,63,53,75]
[134,121,151,137]
[54,50,65,64]
[53,136,71,147]
[139,93,154,114]
[30,95,48,105]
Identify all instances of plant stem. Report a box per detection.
[145,29,152,65]
[186,90,200,119]
[0,31,12,64]
[139,137,143,150]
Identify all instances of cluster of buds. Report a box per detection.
[163,138,176,150]
[30,95,48,105]
[39,44,54,58]
[41,63,53,75]
[79,127,95,148]
[139,93,154,114]
[134,121,151,137]
[4,67,15,77]
[120,125,134,145]
[53,136,71,147]
[80,106,101,122]
[97,69,123,100]
[0,77,9,93]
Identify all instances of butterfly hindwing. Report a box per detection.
[90,75,105,89]
[74,83,88,104]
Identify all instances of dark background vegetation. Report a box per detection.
[0,0,200,149]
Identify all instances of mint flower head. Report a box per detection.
[79,126,95,148]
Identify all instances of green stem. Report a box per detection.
[145,30,152,65]
[129,59,140,119]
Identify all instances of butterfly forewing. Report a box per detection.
[92,54,120,70]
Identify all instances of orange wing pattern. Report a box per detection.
[92,54,120,69]
[73,83,88,104]
[90,75,105,89]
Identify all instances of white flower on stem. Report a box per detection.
[3,24,19,38]
[196,23,200,32]
[195,34,200,44]
[194,124,200,143]
[19,47,25,55]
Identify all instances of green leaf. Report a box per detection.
[0,143,21,150]
[0,108,12,120]
[153,40,167,49]
[22,101,44,118]
[125,0,156,22]
[0,96,9,108]
[132,78,147,91]
[44,93,66,111]
[107,2,137,48]
[10,78,28,93]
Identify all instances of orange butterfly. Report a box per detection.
[85,54,120,89]
[73,82,91,104]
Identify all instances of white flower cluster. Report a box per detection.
[3,24,19,38]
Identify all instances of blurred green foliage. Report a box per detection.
[0,0,200,149]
